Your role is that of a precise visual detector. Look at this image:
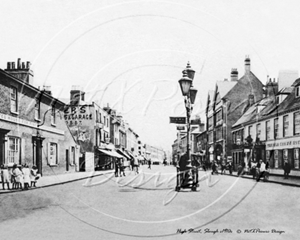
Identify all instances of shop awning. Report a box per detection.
[98,148,123,158]
[116,149,131,159]
[125,150,135,159]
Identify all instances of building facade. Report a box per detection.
[0,59,79,176]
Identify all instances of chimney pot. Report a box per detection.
[17,58,21,69]
[7,62,11,70]
[22,62,25,69]
[26,61,30,69]
[12,62,15,69]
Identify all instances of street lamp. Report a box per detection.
[176,62,198,191]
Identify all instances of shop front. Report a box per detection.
[266,137,300,171]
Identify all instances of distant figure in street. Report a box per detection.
[30,165,39,187]
[12,164,23,190]
[134,156,139,174]
[256,159,266,182]
[226,161,233,175]
[283,160,291,179]
[119,159,126,177]
[250,161,257,179]
[1,165,11,190]
[114,158,120,177]
[211,161,218,175]
[221,161,226,175]
[202,163,206,172]
[148,158,151,169]
[130,159,134,171]
[22,164,31,190]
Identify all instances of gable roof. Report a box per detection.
[224,71,263,100]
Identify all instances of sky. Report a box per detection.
[1,0,300,152]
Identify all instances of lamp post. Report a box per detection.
[176,62,198,191]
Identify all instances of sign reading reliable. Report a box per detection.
[169,117,186,124]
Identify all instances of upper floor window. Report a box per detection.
[248,125,253,138]
[51,106,56,125]
[283,115,289,137]
[296,86,300,98]
[294,112,300,135]
[35,99,41,121]
[208,131,213,143]
[266,121,270,140]
[216,109,222,123]
[256,123,261,140]
[10,86,18,113]
[274,118,279,139]
[208,117,213,129]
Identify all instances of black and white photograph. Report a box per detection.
[0,0,300,239]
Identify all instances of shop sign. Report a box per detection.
[169,117,186,124]
[177,125,185,131]
[266,137,300,150]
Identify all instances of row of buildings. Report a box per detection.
[0,58,165,176]
[172,56,300,176]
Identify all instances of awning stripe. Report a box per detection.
[98,149,123,158]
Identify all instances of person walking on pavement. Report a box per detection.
[256,159,266,182]
[211,161,218,175]
[114,158,120,177]
[226,161,233,175]
[148,158,151,169]
[283,160,291,179]
[134,156,139,174]
[221,160,226,175]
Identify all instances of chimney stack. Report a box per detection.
[230,68,238,81]
[4,58,34,85]
[266,77,278,97]
[70,85,85,105]
[245,55,251,74]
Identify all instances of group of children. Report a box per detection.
[0,164,40,190]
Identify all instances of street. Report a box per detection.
[1,164,299,240]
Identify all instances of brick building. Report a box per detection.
[206,57,264,165]
[0,59,79,176]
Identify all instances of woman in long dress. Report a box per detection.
[30,165,38,187]
[22,164,31,190]
[12,164,23,190]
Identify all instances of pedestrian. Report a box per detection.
[226,161,233,175]
[256,159,266,182]
[119,158,126,177]
[283,160,291,179]
[114,158,120,177]
[221,160,226,175]
[12,164,23,190]
[1,165,11,190]
[134,156,139,174]
[211,161,218,175]
[22,164,31,190]
[30,165,39,187]
[148,158,151,169]
[202,163,206,172]
[130,158,135,171]
[250,161,257,179]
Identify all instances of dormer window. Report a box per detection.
[296,86,300,98]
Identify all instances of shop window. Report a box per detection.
[283,115,289,137]
[294,149,299,169]
[71,146,75,165]
[10,86,18,113]
[48,142,58,166]
[7,137,20,164]
[274,118,278,139]
[294,112,300,135]
[283,149,288,167]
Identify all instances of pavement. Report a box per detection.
[0,169,114,194]
[1,166,300,194]
[214,169,300,187]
